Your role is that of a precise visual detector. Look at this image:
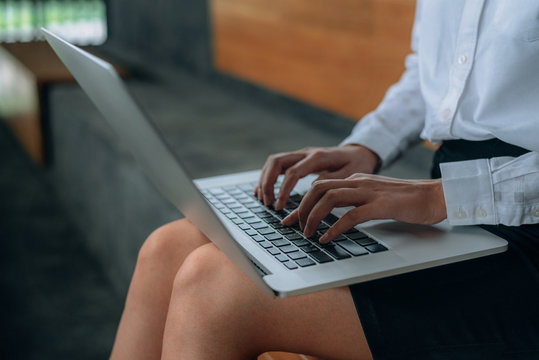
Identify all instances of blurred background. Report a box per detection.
[0,0,430,358]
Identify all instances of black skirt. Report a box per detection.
[350,139,539,359]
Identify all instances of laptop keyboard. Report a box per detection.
[201,181,387,270]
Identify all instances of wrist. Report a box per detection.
[428,178,447,222]
[343,144,381,173]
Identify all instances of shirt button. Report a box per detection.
[442,108,452,120]
[455,208,467,219]
[458,55,468,64]
[475,207,487,218]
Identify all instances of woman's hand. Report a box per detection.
[254,145,380,210]
[282,173,447,244]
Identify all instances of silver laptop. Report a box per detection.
[43,29,507,298]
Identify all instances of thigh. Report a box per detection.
[167,243,373,360]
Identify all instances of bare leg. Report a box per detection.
[162,242,373,360]
[110,219,210,360]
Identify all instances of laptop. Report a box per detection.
[42,28,507,298]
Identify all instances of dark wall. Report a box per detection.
[106,0,213,76]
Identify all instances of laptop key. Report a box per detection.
[244,217,260,224]
[259,241,273,249]
[287,251,307,260]
[239,224,250,230]
[309,251,333,263]
[321,244,351,259]
[317,223,330,230]
[275,254,288,262]
[323,214,339,225]
[272,239,290,247]
[365,244,388,253]
[277,228,294,235]
[245,229,257,236]
[267,247,280,255]
[296,257,316,267]
[332,235,347,242]
[299,244,318,253]
[355,237,377,247]
[258,211,274,219]
[284,201,298,209]
[346,231,369,240]
[236,211,253,219]
[251,222,267,229]
[283,261,298,270]
[265,233,283,241]
[338,240,369,256]
[244,202,261,209]
[279,245,297,253]
[251,235,265,242]
[308,233,321,243]
[292,239,309,247]
[258,228,275,235]
[285,233,303,241]
[238,184,254,192]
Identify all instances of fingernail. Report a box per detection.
[304,226,311,237]
[319,234,328,243]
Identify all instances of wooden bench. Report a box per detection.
[259,352,320,360]
[0,41,126,165]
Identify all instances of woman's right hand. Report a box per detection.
[254,144,381,210]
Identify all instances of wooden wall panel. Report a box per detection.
[211,0,415,120]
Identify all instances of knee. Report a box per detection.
[170,243,254,317]
[136,219,197,271]
[171,243,223,294]
[169,244,262,352]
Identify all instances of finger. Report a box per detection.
[275,155,333,210]
[298,180,354,230]
[303,188,360,237]
[260,153,305,206]
[282,209,299,226]
[319,206,374,244]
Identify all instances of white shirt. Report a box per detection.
[341,0,539,226]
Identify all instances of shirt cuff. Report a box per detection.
[340,114,402,167]
[440,159,497,225]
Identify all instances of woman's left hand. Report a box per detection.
[282,173,447,244]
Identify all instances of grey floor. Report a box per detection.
[1,68,433,358]
[0,122,122,359]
